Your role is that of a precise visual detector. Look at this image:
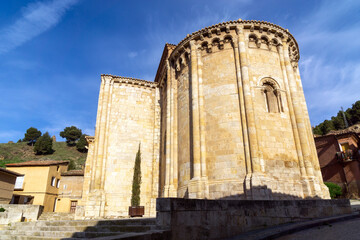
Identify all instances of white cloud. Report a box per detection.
[0,0,80,54]
[294,0,360,125]
[140,4,248,81]
[301,56,360,125]
[128,51,138,58]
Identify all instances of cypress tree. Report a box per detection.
[131,144,141,207]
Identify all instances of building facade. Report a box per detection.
[56,170,84,213]
[315,130,360,197]
[0,168,22,204]
[6,160,69,212]
[78,19,330,219]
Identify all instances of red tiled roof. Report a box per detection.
[326,123,360,136]
[0,167,23,176]
[6,160,69,167]
[61,170,84,176]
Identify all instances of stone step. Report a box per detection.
[0,218,163,240]
[79,229,172,240]
[38,212,75,221]
[0,230,171,240]
[1,230,124,238]
[9,225,154,232]
[10,218,156,228]
[0,235,64,240]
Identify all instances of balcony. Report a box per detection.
[336,149,360,162]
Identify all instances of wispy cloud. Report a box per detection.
[128,51,138,58]
[0,130,23,139]
[0,0,80,54]
[140,3,249,81]
[294,0,360,125]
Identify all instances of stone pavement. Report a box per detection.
[227,212,360,240]
[275,217,360,240]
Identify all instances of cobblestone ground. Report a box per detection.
[276,218,360,240]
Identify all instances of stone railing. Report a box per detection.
[0,204,43,224]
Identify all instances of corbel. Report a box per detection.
[225,26,230,33]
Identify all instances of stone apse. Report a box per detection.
[77,19,330,219]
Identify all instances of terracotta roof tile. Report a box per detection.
[6,160,69,167]
[61,170,84,176]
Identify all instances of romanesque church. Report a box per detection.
[75,19,330,219]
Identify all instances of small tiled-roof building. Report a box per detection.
[0,168,23,203]
[6,160,69,212]
[315,129,360,197]
[56,170,84,213]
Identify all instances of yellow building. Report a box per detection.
[6,160,69,212]
[0,168,22,204]
[56,170,84,213]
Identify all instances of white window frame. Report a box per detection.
[56,179,60,188]
[51,177,56,187]
[14,176,24,189]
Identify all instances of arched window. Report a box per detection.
[261,79,283,113]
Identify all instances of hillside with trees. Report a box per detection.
[1,126,88,169]
[313,100,360,135]
[0,141,87,169]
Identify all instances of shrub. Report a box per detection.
[68,160,76,170]
[0,207,5,212]
[324,182,342,199]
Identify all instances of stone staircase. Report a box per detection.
[0,218,170,239]
[38,212,75,221]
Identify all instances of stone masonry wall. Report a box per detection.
[79,75,160,218]
[156,198,352,240]
[104,80,159,217]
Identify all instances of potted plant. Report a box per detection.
[129,144,144,217]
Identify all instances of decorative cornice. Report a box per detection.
[101,74,158,88]
[169,19,300,62]
[154,43,176,85]
[85,136,95,144]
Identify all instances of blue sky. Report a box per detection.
[0,0,359,143]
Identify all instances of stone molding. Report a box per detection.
[101,74,157,89]
[85,136,95,144]
[168,19,300,74]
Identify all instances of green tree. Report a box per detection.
[68,160,76,170]
[313,120,335,135]
[33,132,53,155]
[348,100,360,125]
[331,112,345,130]
[76,134,88,153]
[313,100,360,135]
[131,144,141,207]
[60,126,82,146]
[23,127,42,146]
